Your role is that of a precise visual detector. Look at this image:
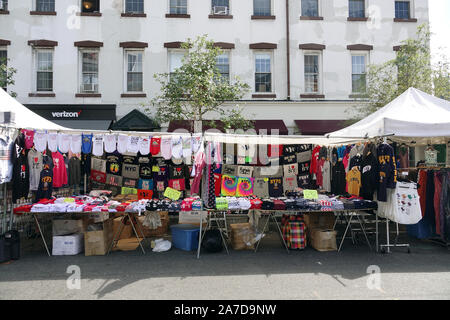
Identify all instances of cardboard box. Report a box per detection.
[304,212,335,244]
[112,217,133,240]
[114,237,143,251]
[230,223,255,251]
[84,219,113,256]
[137,212,169,237]
[88,212,110,223]
[52,218,84,236]
[179,211,207,227]
[52,233,84,255]
[311,229,337,252]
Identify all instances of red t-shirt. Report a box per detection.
[309,146,321,175]
[52,151,68,188]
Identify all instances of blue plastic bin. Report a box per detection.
[170,224,200,251]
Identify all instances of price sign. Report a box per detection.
[303,189,318,199]
[164,187,182,200]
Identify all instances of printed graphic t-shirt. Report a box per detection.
[106,152,123,176]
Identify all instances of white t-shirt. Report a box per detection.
[47,133,58,152]
[161,136,172,160]
[70,134,82,154]
[182,136,192,162]
[117,134,128,154]
[127,136,140,154]
[138,136,150,155]
[191,134,202,154]
[58,133,71,154]
[172,136,183,159]
[104,134,117,153]
[34,131,48,153]
[92,135,104,157]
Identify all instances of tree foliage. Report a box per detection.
[0,57,17,97]
[354,24,450,119]
[150,35,252,131]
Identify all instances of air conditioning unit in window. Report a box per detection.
[82,83,97,93]
[213,6,228,15]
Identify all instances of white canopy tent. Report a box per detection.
[326,88,450,145]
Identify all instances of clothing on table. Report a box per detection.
[81,133,93,154]
[0,135,14,184]
[376,143,397,202]
[346,167,361,197]
[51,151,68,188]
[27,148,43,191]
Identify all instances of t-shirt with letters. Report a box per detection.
[268,177,283,198]
[106,152,122,176]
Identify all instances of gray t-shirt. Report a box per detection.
[253,178,269,198]
[27,149,43,191]
[322,160,331,192]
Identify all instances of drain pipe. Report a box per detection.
[285,0,291,101]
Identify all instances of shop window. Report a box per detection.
[125,50,143,92]
[304,54,320,93]
[215,52,230,83]
[35,49,53,92]
[349,0,365,18]
[253,0,271,16]
[170,0,187,14]
[125,0,144,13]
[395,1,410,19]
[36,0,55,12]
[81,0,100,13]
[79,50,99,93]
[351,54,367,93]
[255,53,272,93]
[0,49,7,91]
[211,0,229,15]
[302,0,319,17]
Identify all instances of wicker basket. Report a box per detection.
[137,212,170,237]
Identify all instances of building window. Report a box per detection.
[0,49,7,91]
[212,0,229,15]
[170,0,187,14]
[304,54,319,93]
[302,0,319,17]
[216,53,230,83]
[35,49,53,92]
[395,1,410,19]
[349,0,364,18]
[80,50,99,93]
[36,0,55,12]
[81,0,99,13]
[255,53,272,93]
[253,0,271,16]
[125,0,144,13]
[125,51,143,92]
[169,51,185,80]
[351,54,367,93]
[0,0,7,11]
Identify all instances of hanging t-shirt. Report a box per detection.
[90,170,106,184]
[169,178,186,191]
[161,136,172,160]
[346,167,361,196]
[191,135,202,154]
[213,173,222,197]
[283,176,298,193]
[296,150,312,163]
[70,134,82,154]
[222,164,237,176]
[283,163,299,177]
[268,144,282,158]
[322,160,331,193]
[22,129,35,150]
[57,133,71,154]
[106,174,123,187]
[122,178,138,188]
[425,148,438,165]
[81,133,93,154]
[47,133,58,153]
[153,165,168,191]
[150,136,162,156]
[138,137,150,155]
[33,131,47,153]
[35,168,53,203]
[92,135,104,157]
[236,177,254,197]
[281,153,297,165]
[221,175,238,197]
[297,173,311,189]
[28,148,43,191]
[170,164,186,180]
[182,136,192,161]
[122,153,138,165]
[127,136,140,154]
[104,134,117,153]
[237,165,253,178]
[91,157,107,173]
[268,177,283,198]
[122,164,140,180]
[0,135,13,184]
[117,134,128,154]
[106,152,122,175]
[172,136,183,159]
[52,151,68,188]
[138,178,153,190]
[81,153,91,176]
[253,178,269,198]
[138,154,153,179]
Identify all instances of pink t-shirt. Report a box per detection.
[22,129,35,150]
[52,151,68,188]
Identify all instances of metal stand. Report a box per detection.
[378,216,410,254]
[254,211,290,254]
[33,214,51,257]
[107,212,147,255]
[197,211,229,259]
[336,211,372,252]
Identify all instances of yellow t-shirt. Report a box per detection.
[346,167,361,196]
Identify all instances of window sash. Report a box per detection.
[37,72,53,91]
[35,50,53,92]
[80,50,99,92]
[302,0,319,17]
[212,0,229,8]
[255,53,272,93]
[352,55,366,93]
[36,0,55,12]
[216,53,230,83]
[170,0,187,14]
[395,1,410,19]
[0,50,7,90]
[253,0,271,16]
[127,72,143,92]
[125,0,144,13]
[304,54,319,93]
[126,51,143,92]
[349,0,364,18]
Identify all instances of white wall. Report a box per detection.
[0,0,429,126]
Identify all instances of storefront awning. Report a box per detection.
[254,120,288,135]
[294,120,347,135]
[51,120,113,130]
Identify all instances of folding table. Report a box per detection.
[107,211,147,255]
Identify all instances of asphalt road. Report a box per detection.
[0,233,449,300]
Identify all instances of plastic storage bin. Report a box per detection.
[170,224,200,251]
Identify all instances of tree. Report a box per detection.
[150,35,252,132]
[353,24,450,119]
[0,57,17,97]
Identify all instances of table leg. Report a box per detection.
[128,213,145,254]
[255,213,271,253]
[107,215,125,255]
[356,213,372,251]
[271,214,290,254]
[34,215,50,257]
[338,213,353,252]
[376,211,379,253]
[196,212,204,259]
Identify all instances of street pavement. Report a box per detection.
[0,232,449,300]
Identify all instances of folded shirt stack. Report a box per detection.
[215,197,228,210]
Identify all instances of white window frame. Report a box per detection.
[395,0,415,19]
[350,51,369,94]
[123,49,144,93]
[302,50,322,94]
[78,48,100,94]
[124,0,144,14]
[168,0,189,15]
[211,0,231,15]
[33,47,54,93]
[301,0,322,17]
[253,50,274,94]
[215,50,231,84]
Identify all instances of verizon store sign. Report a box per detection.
[24,104,116,121]
[51,111,82,118]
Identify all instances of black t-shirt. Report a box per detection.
[81,153,91,176]
[137,154,153,179]
[268,177,284,198]
[122,154,138,165]
[106,152,122,176]
[169,164,186,180]
[298,161,311,174]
